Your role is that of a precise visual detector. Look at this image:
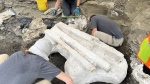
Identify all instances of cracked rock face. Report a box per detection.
[44,22,128,84]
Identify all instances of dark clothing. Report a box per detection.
[0,51,61,84]
[64,0,76,4]
[143,64,150,75]
[91,15,123,39]
[62,0,76,16]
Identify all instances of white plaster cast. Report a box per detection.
[44,22,128,84]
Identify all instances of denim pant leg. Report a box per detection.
[70,2,76,15]
[62,0,71,16]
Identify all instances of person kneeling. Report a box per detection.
[51,0,80,16]
[90,15,124,47]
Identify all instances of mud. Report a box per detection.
[0,0,150,84]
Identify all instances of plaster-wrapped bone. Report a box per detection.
[44,22,128,84]
[45,29,96,71]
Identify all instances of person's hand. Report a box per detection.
[74,7,80,16]
[50,9,57,16]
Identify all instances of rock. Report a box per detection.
[67,15,87,32]
[87,1,99,5]
[0,9,16,21]
[18,0,25,2]
[29,18,47,30]
[80,0,87,4]
[20,17,32,29]
[127,29,149,54]
[0,36,5,40]
[80,1,109,19]
[132,64,150,84]
[99,1,115,9]
[0,0,4,12]
[0,19,3,25]
[44,22,128,84]
[110,10,119,16]
[131,8,150,31]
[4,0,13,8]
[121,23,128,27]
[0,26,5,30]
[97,0,117,3]
[127,8,150,82]
[22,18,47,42]
[12,27,22,36]
[30,0,36,2]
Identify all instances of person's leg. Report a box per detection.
[35,79,52,84]
[112,37,124,47]
[0,54,9,64]
[143,64,150,75]
[94,31,113,46]
[62,0,71,16]
[94,31,123,47]
[70,1,76,16]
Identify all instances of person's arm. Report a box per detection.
[92,28,97,36]
[90,16,98,36]
[56,72,74,84]
[76,0,80,7]
[51,0,61,16]
[54,0,61,10]
[74,0,80,16]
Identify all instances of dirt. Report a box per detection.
[0,0,150,84]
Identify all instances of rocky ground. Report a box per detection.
[0,0,150,84]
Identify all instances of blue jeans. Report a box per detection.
[62,0,76,16]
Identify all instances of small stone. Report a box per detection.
[32,5,37,9]
[27,1,32,4]
[0,36,5,40]
[111,10,119,16]
[8,32,11,35]
[0,27,5,30]
[121,23,128,27]
[143,74,149,78]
